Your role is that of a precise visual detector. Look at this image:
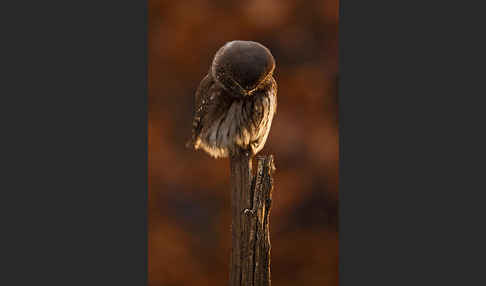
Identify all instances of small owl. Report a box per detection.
[187,40,277,159]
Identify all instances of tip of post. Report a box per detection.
[255,154,276,173]
[268,155,276,173]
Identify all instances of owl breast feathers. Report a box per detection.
[187,40,277,159]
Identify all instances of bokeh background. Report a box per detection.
[149,0,338,285]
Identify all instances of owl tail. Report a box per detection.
[185,136,200,150]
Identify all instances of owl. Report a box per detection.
[187,40,277,159]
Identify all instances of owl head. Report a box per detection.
[211,40,276,98]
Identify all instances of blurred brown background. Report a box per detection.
[149,0,338,285]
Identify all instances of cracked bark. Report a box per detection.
[229,154,275,286]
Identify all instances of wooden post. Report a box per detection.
[229,153,275,286]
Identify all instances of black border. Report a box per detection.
[2,1,147,285]
[340,0,486,285]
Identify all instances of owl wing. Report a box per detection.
[187,73,214,148]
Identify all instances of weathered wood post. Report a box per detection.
[229,154,275,286]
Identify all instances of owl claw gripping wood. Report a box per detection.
[187,40,277,159]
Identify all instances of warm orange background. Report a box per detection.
[149,0,338,285]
